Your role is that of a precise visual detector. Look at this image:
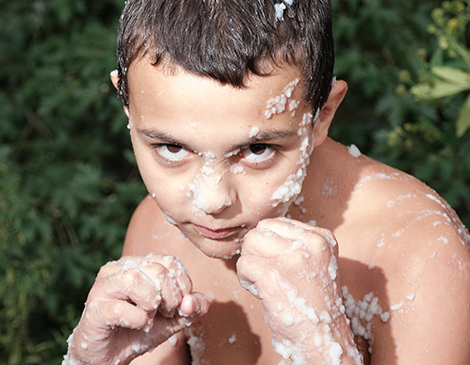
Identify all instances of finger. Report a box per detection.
[258,218,337,250]
[99,255,193,295]
[258,218,336,246]
[143,294,210,345]
[91,267,164,313]
[88,299,152,331]
[156,272,184,317]
[242,227,289,258]
[155,255,193,296]
[96,256,160,280]
[120,254,193,299]
[130,263,184,317]
[236,254,271,298]
[94,260,192,322]
[178,292,210,319]
[258,218,310,240]
[96,259,129,279]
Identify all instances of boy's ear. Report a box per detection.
[110,70,119,90]
[313,80,347,147]
[110,70,130,117]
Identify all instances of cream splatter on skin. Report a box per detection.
[249,126,260,138]
[289,100,300,116]
[187,173,231,214]
[230,165,246,175]
[186,152,232,214]
[342,286,390,352]
[228,334,237,344]
[348,144,361,158]
[265,79,300,119]
[163,213,177,225]
[357,172,400,186]
[223,149,240,158]
[322,177,337,198]
[270,111,317,207]
[168,335,178,346]
[239,223,362,365]
[185,325,205,365]
[294,195,304,206]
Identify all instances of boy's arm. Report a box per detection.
[370,214,470,364]
[123,195,184,256]
[237,214,470,364]
[129,332,190,365]
[63,197,206,365]
[237,218,363,365]
[123,195,195,365]
[123,195,161,256]
[63,254,209,365]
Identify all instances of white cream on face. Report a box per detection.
[186,152,232,214]
[265,79,300,119]
[270,110,318,208]
[249,126,260,138]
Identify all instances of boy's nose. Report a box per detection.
[187,172,236,215]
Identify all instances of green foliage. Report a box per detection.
[1,0,469,363]
[332,0,470,228]
[410,0,470,137]
[0,1,146,363]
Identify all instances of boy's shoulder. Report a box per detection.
[299,139,469,250]
[298,140,470,361]
[123,195,190,257]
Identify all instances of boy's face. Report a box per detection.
[124,57,320,259]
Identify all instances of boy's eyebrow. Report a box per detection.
[232,129,299,150]
[137,128,190,148]
[137,128,299,150]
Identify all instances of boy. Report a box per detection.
[63,0,470,364]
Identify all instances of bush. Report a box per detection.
[0,1,146,363]
[0,0,468,363]
[331,0,470,227]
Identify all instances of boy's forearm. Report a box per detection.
[267,303,363,365]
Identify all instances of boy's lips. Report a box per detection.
[193,224,242,240]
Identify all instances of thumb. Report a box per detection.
[140,293,210,349]
[178,292,210,320]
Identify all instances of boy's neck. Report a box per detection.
[289,137,361,231]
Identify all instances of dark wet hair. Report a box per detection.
[116,0,334,111]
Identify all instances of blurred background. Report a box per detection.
[1,0,469,363]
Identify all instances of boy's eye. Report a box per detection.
[156,144,190,160]
[241,144,275,163]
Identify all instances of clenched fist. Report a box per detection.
[63,253,209,365]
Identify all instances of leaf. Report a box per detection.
[411,81,469,99]
[456,94,470,137]
[430,48,444,67]
[431,66,470,86]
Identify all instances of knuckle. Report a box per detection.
[303,230,333,253]
[121,267,144,283]
[97,261,118,278]
[109,300,126,320]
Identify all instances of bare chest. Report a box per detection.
[184,258,288,365]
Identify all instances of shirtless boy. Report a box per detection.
[63,0,470,364]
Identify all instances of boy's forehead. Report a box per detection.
[126,56,304,109]
[126,56,311,154]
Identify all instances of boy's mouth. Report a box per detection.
[193,224,243,240]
